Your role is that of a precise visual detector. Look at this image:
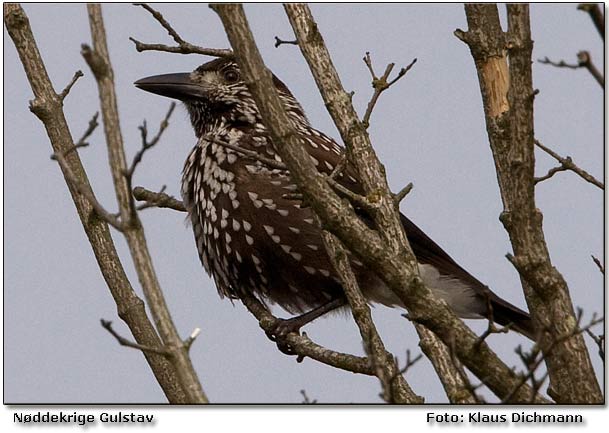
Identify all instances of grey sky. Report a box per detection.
[4,3,603,403]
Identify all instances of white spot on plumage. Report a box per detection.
[263,225,274,235]
[304,266,316,274]
[245,234,254,245]
[243,220,252,232]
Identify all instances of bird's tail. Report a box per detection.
[488,296,536,341]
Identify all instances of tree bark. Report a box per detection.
[212,3,546,403]
[455,3,601,403]
[3,2,189,404]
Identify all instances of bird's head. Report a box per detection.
[135,57,307,137]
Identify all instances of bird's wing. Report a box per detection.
[300,128,534,337]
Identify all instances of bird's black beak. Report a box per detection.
[134,73,203,101]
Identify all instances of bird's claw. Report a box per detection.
[265,318,304,355]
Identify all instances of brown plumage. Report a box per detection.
[135,57,535,340]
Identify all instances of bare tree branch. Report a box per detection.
[320,228,423,403]
[133,186,186,212]
[274,36,298,48]
[502,313,603,403]
[101,319,169,355]
[238,290,375,376]
[538,51,604,88]
[125,102,176,180]
[534,139,603,189]
[51,148,123,230]
[538,56,580,69]
[84,4,207,403]
[362,52,417,128]
[3,3,188,403]
[585,329,604,360]
[456,3,601,403]
[576,50,604,87]
[58,70,83,101]
[415,325,479,404]
[393,182,414,205]
[591,254,604,274]
[284,3,548,403]
[211,2,545,403]
[130,3,232,57]
[578,3,604,39]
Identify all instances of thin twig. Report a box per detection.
[585,329,604,360]
[86,4,207,403]
[131,3,232,57]
[534,162,570,184]
[183,327,201,351]
[393,182,414,205]
[51,150,123,230]
[534,140,603,189]
[591,255,604,274]
[125,102,176,180]
[502,313,604,403]
[475,294,512,349]
[326,176,378,213]
[59,70,84,101]
[577,50,604,87]
[538,52,604,88]
[361,53,417,128]
[397,349,423,375]
[76,112,100,147]
[133,186,186,212]
[50,112,99,160]
[274,36,298,48]
[101,319,169,355]
[538,56,579,69]
[300,389,317,404]
[238,290,375,376]
[123,103,176,220]
[320,226,422,403]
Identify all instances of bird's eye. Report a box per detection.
[223,69,240,83]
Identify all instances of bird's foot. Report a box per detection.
[265,317,307,356]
